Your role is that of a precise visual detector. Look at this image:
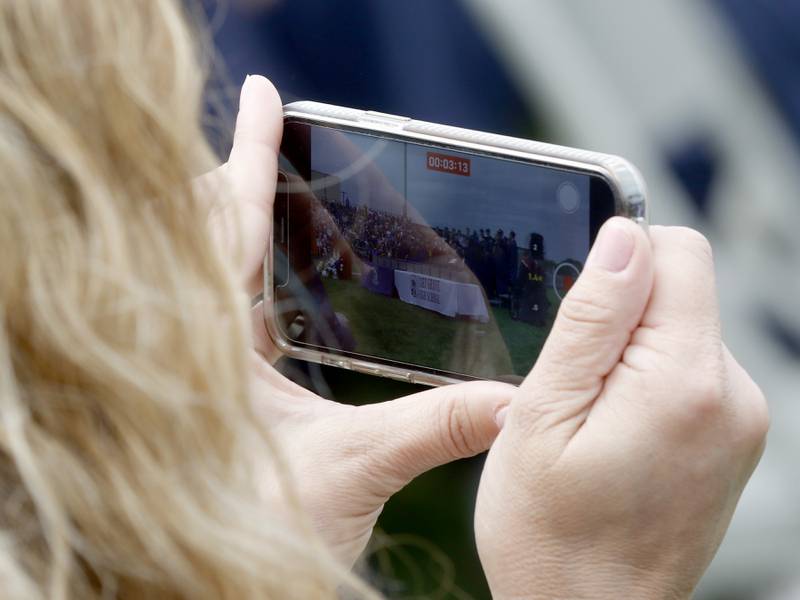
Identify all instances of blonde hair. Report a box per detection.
[0,1,371,597]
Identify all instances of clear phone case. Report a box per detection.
[264,101,648,386]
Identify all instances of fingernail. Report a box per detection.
[588,218,635,272]
[494,406,509,429]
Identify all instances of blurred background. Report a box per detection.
[202,1,800,598]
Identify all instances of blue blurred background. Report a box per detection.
[203,1,800,598]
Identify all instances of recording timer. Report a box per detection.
[426,151,471,176]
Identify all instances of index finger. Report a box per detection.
[640,226,722,352]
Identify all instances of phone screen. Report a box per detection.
[275,120,616,382]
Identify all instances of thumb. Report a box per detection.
[354,381,515,493]
[229,75,283,174]
[514,217,653,440]
[222,75,283,295]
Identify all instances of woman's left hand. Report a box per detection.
[199,75,514,565]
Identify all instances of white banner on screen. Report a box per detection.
[394,270,489,322]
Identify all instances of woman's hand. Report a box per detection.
[251,357,512,565]
[200,75,514,566]
[475,219,769,599]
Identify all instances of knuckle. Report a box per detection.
[741,380,770,448]
[513,389,592,436]
[682,369,726,421]
[676,227,714,265]
[558,289,617,330]
[440,393,481,457]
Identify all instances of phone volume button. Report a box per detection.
[322,356,351,370]
[360,111,411,127]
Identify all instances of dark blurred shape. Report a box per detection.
[528,232,544,259]
[205,0,532,134]
[666,133,721,219]
[762,308,800,361]
[715,0,800,146]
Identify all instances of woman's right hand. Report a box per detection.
[475,219,768,599]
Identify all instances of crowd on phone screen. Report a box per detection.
[435,225,519,298]
[312,200,522,301]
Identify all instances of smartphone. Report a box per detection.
[265,101,647,386]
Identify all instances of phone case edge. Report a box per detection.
[265,101,648,387]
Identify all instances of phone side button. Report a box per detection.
[322,355,351,370]
[360,111,411,127]
[353,364,382,378]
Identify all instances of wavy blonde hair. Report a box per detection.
[0,1,370,597]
